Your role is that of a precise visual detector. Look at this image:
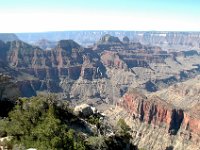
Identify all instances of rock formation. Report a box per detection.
[0,33,200,149]
[74,103,94,117]
[1,34,200,100]
[0,39,106,97]
[94,34,124,51]
[119,90,184,134]
[117,89,200,149]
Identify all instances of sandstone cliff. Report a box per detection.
[0,39,106,97]
[1,35,200,101]
[117,90,200,149]
[151,75,200,109]
[1,33,200,149]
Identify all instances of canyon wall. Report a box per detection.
[117,90,200,149]
[1,34,200,101]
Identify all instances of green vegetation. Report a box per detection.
[87,115,100,125]
[0,95,85,150]
[117,118,131,137]
[85,118,136,149]
[86,136,106,149]
[0,95,138,150]
[85,134,137,150]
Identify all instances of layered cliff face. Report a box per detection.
[94,34,125,51]
[1,33,200,149]
[119,90,184,135]
[7,40,42,68]
[117,90,200,149]
[151,75,200,109]
[0,39,106,97]
[101,51,127,69]
[7,40,105,80]
[100,38,200,99]
[58,36,200,101]
[183,104,200,136]
[1,35,200,100]
[94,34,159,52]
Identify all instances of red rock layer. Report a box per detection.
[182,105,200,136]
[119,90,200,140]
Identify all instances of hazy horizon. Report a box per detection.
[2,30,200,34]
[0,0,200,33]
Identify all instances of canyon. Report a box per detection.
[1,32,200,149]
[112,87,200,149]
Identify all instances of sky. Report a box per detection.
[0,0,200,33]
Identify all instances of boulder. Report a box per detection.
[74,104,94,117]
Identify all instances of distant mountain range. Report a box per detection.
[1,31,200,51]
[15,31,200,51]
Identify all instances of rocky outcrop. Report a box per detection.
[182,105,200,136]
[101,51,127,69]
[8,32,200,149]
[74,104,95,117]
[151,75,200,109]
[98,34,122,44]
[94,34,154,52]
[56,39,83,54]
[1,35,200,100]
[105,104,200,150]
[119,90,184,135]
[119,90,200,143]
[6,40,105,81]
[97,36,169,69]
[7,40,42,67]
[0,39,107,97]
[94,34,125,51]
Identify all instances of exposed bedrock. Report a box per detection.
[118,90,200,139]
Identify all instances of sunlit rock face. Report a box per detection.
[117,89,200,149]
[1,33,200,149]
[119,91,184,135]
[1,34,200,100]
[0,39,106,97]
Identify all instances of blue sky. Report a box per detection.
[0,0,200,32]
